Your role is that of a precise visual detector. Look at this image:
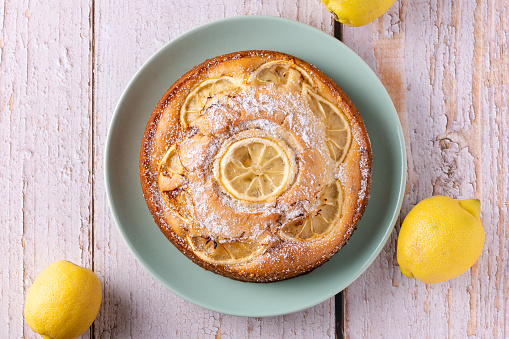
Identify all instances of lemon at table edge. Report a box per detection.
[396,196,485,284]
[24,260,102,339]
[321,0,397,27]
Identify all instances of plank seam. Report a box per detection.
[333,19,346,339]
[333,20,342,42]
[89,0,96,337]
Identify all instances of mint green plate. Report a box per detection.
[105,16,406,317]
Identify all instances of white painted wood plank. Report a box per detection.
[92,1,336,337]
[0,4,23,337]
[0,0,93,338]
[342,0,508,337]
[477,1,509,336]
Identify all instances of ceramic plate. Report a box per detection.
[105,16,406,317]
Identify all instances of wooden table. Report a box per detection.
[2,0,507,337]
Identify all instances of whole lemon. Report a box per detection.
[397,196,485,284]
[321,0,397,27]
[24,260,102,339]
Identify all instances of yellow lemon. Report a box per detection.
[24,260,102,339]
[397,196,485,284]
[321,0,397,27]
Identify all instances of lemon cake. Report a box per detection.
[139,50,372,282]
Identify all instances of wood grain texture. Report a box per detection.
[92,2,335,338]
[4,0,506,337]
[0,0,93,338]
[342,0,509,337]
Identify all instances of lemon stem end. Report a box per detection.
[399,267,415,279]
[459,199,481,218]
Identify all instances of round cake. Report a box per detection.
[139,50,372,282]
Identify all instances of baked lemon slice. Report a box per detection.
[250,60,315,88]
[187,235,266,265]
[304,84,352,163]
[157,144,192,223]
[160,189,194,224]
[157,144,185,190]
[158,144,184,175]
[219,137,292,202]
[180,76,243,128]
[280,180,343,241]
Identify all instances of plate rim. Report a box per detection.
[104,15,407,317]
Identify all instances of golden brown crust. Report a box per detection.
[140,50,372,282]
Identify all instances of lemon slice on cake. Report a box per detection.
[218,137,293,203]
[187,235,267,265]
[157,144,193,223]
[280,180,343,241]
[180,76,243,128]
[250,60,315,88]
[304,84,352,163]
[157,144,185,192]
